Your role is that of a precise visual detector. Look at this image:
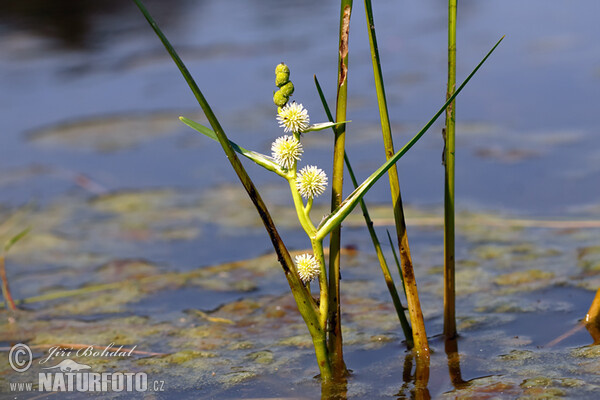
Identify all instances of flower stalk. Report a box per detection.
[132,0,336,380]
[136,0,502,383]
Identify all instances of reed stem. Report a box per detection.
[314,75,412,345]
[443,0,458,340]
[363,0,429,362]
[345,154,413,344]
[328,0,353,377]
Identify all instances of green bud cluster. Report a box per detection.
[273,63,294,107]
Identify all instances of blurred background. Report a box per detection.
[1,0,598,216]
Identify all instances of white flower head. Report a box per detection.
[277,102,310,133]
[296,165,328,199]
[271,135,303,169]
[295,253,320,283]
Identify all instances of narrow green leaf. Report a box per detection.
[387,229,407,299]
[315,36,504,240]
[315,74,412,342]
[180,116,282,175]
[313,75,336,123]
[4,227,31,253]
[134,2,327,362]
[303,121,349,133]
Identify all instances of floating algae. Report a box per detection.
[1,185,600,397]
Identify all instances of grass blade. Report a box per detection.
[3,227,31,253]
[133,0,332,379]
[179,116,281,175]
[315,75,412,344]
[386,229,406,297]
[364,0,428,359]
[315,36,504,240]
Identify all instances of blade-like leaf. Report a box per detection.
[180,117,283,175]
[303,121,349,133]
[387,229,406,298]
[315,36,504,240]
[134,1,326,356]
[315,74,412,342]
[4,227,31,253]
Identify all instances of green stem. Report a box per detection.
[444,0,457,340]
[346,154,413,344]
[0,255,16,312]
[364,0,429,361]
[314,36,504,241]
[313,337,333,382]
[133,0,332,380]
[305,198,314,215]
[286,171,328,330]
[328,0,353,376]
[287,175,318,237]
[314,75,412,345]
[312,239,329,329]
[387,230,407,298]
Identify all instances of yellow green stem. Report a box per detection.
[311,239,329,330]
[444,0,457,340]
[0,255,16,312]
[328,0,353,377]
[363,0,429,362]
[133,0,331,379]
[287,174,317,237]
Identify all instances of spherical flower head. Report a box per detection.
[271,135,303,169]
[295,254,320,284]
[277,102,310,133]
[296,165,328,199]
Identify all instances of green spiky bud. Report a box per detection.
[275,63,290,75]
[273,91,288,107]
[275,71,290,87]
[279,81,294,97]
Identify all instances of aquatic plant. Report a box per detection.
[444,0,458,340]
[133,0,502,383]
[313,76,413,347]
[328,0,354,376]
[362,0,429,366]
[0,227,30,315]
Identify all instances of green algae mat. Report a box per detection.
[1,186,600,398]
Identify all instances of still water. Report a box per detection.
[1,1,600,398]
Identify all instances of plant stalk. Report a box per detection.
[0,255,16,311]
[328,0,353,377]
[133,0,332,380]
[346,154,413,343]
[315,32,504,240]
[444,0,457,340]
[311,239,330,330]
[314,75,412,344]
[363,0,429,362]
